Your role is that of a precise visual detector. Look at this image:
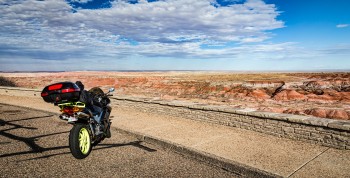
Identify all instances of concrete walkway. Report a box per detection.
[0,92,349,177]
[111,106,350,178]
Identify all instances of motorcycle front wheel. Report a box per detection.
[69,124,92,159]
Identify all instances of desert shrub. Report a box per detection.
[0,76,17,87]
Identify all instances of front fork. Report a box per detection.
[89,117,96,138]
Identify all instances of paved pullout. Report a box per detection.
[1,90,350,177]
[0,104,237,177]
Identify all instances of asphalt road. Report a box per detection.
[0,104,237,178]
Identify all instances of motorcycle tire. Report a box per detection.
[69,124,92,159]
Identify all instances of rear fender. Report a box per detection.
[74,119,90,124]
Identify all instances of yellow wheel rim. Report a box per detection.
[79,128,90,154]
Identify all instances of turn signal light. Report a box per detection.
[73,107,83,112]
[62,107,74,115]
[61,106,83,114]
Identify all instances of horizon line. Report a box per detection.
[1,69,350,73]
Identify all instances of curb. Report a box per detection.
[115,127,282,178]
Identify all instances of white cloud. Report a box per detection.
[70,0,93,3]
[336,24,349,28]
[0,0,286,64]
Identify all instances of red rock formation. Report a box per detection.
[247,89,270,100]
[327,109,349,120]
[258,107,284,113]
[273,90,306,101]
[1,72,350,121]
[304,108,327,118]
[283,109,305,115]
[305,108,349,120]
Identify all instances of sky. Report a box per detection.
[0,0,349,71]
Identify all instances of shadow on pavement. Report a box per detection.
[6,115,55,122]
[18,141,157,162]
[0,105,157,161]
[95,141,157,152]
[0,114,67,158]
[0,131,70,158]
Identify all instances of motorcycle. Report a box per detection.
[41,82,114,159]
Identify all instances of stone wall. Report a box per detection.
[111,96,350,150]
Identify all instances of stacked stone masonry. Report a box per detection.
[112,97,350,150]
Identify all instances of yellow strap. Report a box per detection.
[58,102,86,109]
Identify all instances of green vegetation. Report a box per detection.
[0,76,17,87]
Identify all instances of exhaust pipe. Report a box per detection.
[59,115,69,121]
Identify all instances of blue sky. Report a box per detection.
[0,0,349,71]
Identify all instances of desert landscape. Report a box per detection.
[0,71,349,120]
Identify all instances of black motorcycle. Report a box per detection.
[41,82,114,159]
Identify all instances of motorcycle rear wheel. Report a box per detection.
[69,124,92,159]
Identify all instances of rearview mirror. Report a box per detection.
[109,88,115,93]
